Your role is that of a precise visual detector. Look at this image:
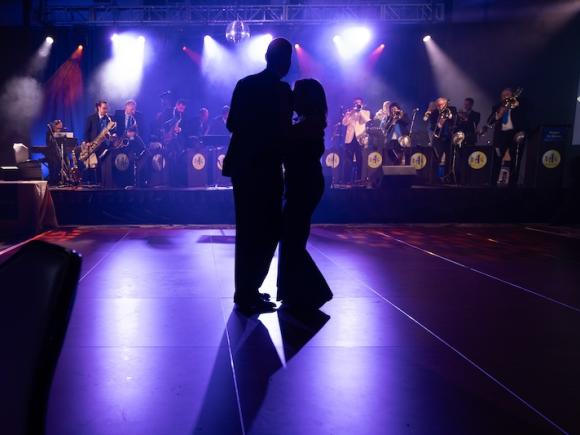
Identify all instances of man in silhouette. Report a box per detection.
[223,38,293,313]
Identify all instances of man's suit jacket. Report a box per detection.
[427,106,458,140]
[84,113,115,143]
[342,108,371,144]
[488,103,527,143]
[223,69,293,178]
[114,110,145,139]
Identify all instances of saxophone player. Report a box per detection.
[342,97,371,183]
[424,97,458,181]
[83,100,116,184]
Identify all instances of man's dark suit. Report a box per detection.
[84,113,114,143]
[457,110,481,145]
[223,68,293,303]
[114,110,145,139]
[488,103,527,185]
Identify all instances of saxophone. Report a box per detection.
[69,146,81,185]
[79,119,117,164]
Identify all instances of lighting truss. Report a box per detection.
[41,3,445,26]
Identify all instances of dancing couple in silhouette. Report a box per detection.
[222,38,333,314]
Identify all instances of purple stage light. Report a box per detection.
[423,35,432,42]
[333,26,372,61]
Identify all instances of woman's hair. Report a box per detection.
[293,78,327,129]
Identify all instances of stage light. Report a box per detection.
[577,96,580,102]
[294,43,300,49]
[333,26,372,61]
[91,32,146,105]
[423,35,432,42]
[78,44,83,50]
[379,43,385,49]
[45,36,54,44]
[182,45,187,51]
[244,33,273,64]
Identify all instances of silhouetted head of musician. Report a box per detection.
[389,102,402,116]
[463,97,474,112]
[52,120,63,132]
[175,99,187,114]
[500,88,513,101]
[435,97,448,111]
[124,99,137,116]
[265,38,292,79]
[293,78,328,129]
[95,100,108,118]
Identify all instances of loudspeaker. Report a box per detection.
[380,165,417,188]
[460,145,492,186]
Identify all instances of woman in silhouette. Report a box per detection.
[277,79,333,310]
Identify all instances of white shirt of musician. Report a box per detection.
[501,110,514,131]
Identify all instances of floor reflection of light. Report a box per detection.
[259,312,286,368]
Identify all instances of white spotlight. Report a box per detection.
[45,36,54,44]
[423,35,432,42]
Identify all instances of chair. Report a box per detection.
[0,241,82,435]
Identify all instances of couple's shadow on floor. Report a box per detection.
[193,308,331,434]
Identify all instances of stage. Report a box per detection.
[2,224,577,434]
[47,184,577,226]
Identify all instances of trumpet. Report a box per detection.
[433,105,453,139]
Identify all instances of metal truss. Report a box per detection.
[41,3,445,26]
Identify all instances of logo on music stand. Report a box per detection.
[468,151,487,170]
[410,152,427,170]
[325,152,340,168]
[217,154,226,170]
[368,151,382,169]
[542,149,561,169]
[192,153,206,170]
[114,153,130,171]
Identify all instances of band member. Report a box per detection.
[457,97,481,146]
[208,105,230,135]
[382,102,410,165]
[163,99,190,186]
[83,100,115,184]
[151,91,174,141]
[425,97,458,181]
[45,119,65,185]
[487,88,526,185]
[342,97,371,183]
[374,100,391,121]
[192,107,210,137]
[114,99,145,139]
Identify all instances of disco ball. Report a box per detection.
[225,20,250,43]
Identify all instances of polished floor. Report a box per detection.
[5,224,580,434]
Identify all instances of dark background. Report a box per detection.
[0,0,578,183]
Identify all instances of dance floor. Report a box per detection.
[4,224,579,434]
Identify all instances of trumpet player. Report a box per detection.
[488,87,526,186]
[424,97,458,180]
[374,100,391,121]
[382,102,410,165]
[342,97,371,183]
